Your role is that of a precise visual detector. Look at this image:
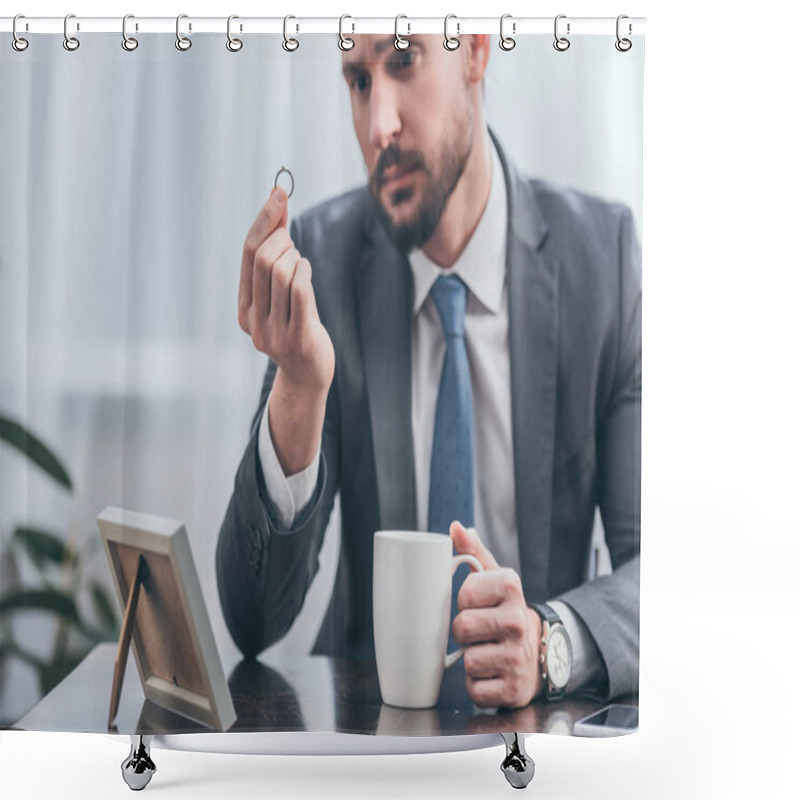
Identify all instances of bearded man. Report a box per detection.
[216,34,641,709]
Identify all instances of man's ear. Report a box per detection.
[463,34,491,85]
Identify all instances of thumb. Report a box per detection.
[449,521,500,571]
[274,186,290,230]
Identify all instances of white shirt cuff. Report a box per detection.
[257,395,321,528]
[549,600,604,693]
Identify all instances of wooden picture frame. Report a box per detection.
[97,506,236,732]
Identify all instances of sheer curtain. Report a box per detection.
[0,32,642,719]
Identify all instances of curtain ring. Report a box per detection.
[227,15,243,52]
[176,14,192,51]
[554,14,570,51]
[12,15,29,52]
[63,13,80,51]
[443,14,460,51]
[283,15,299,51]
[499,14,515,51]
[339,14,355,51]
[615,15,632,52]
[122,14,138,51]
[394,15,410,51]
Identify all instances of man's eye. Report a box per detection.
[351,74,369,92]
[388,48,417,72]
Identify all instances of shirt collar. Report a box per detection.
[408,140,508,316]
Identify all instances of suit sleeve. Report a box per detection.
[215,218,341,659]
[556,206,641,700]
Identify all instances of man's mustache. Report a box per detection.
[370,146,427,194]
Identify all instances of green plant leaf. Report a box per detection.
[0,589,79,622]
[90,583,119,632]
[11,527,77,571]
[0,639,46,671]
[39,651,86,695]
[0,415,72,491]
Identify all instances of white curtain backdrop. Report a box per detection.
[0,33,643,720]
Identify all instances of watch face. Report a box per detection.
[546,626,573,689]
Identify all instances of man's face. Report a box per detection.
[342,35,474,251]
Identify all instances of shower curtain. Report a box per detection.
[0,23,643,746]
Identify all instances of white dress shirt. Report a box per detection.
[258,142,602,693]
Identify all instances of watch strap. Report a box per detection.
[530,602,561,627]
[530,602,567,701]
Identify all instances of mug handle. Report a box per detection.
[444,554,484,670]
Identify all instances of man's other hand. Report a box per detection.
[450,521,544,708]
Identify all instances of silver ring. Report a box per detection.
[615,15,632,52]
[443,14,460,51]
[176,14,192,51]
[63,13,80,51]
[554,14,570,52]
[283,15,299,52]
[227,15,243,52]
[499,14,515,51]
[12,15,29,52]
[122,14,138,51]
[394,15,409,51]
[339,14,355,51]
[274,166,295,199]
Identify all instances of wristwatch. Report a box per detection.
[530,603,573,701]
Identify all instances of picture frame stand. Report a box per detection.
[108,554,147,728]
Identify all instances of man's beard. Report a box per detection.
[368,121,473,253]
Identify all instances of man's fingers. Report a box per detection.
[452,604,527,645]
[248,187,289,253]
[450,522,500,571]
[289,258,313,331]
[457,568,523,611]
[250,251,273,351]
[255,227,294,274]
[238,188,289,331]
[464,675,509,709]
[463,642,516,679]
[269,247,302,326]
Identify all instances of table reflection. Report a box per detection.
[13,644,634,738]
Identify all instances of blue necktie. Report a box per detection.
[427,275,474,650]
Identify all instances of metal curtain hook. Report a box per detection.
[499,14,516,51]
[339,14,355,51]
[12,14,29,52]
[443,14,460,51]
[394,15,410,51]
[227,15,243,52]
[122,14,138,51]
[176,14,192,50]
[554,14,571,52]
[283,15,299,51]
[615,14,632,52]
[63,13,80,51]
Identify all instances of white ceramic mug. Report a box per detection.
[373,530,484,708]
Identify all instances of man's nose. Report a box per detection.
[368,82,401,151]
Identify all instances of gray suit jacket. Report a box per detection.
[216,136,641,700]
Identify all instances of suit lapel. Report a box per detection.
[497,142,560,602]
[355,226,417,531]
